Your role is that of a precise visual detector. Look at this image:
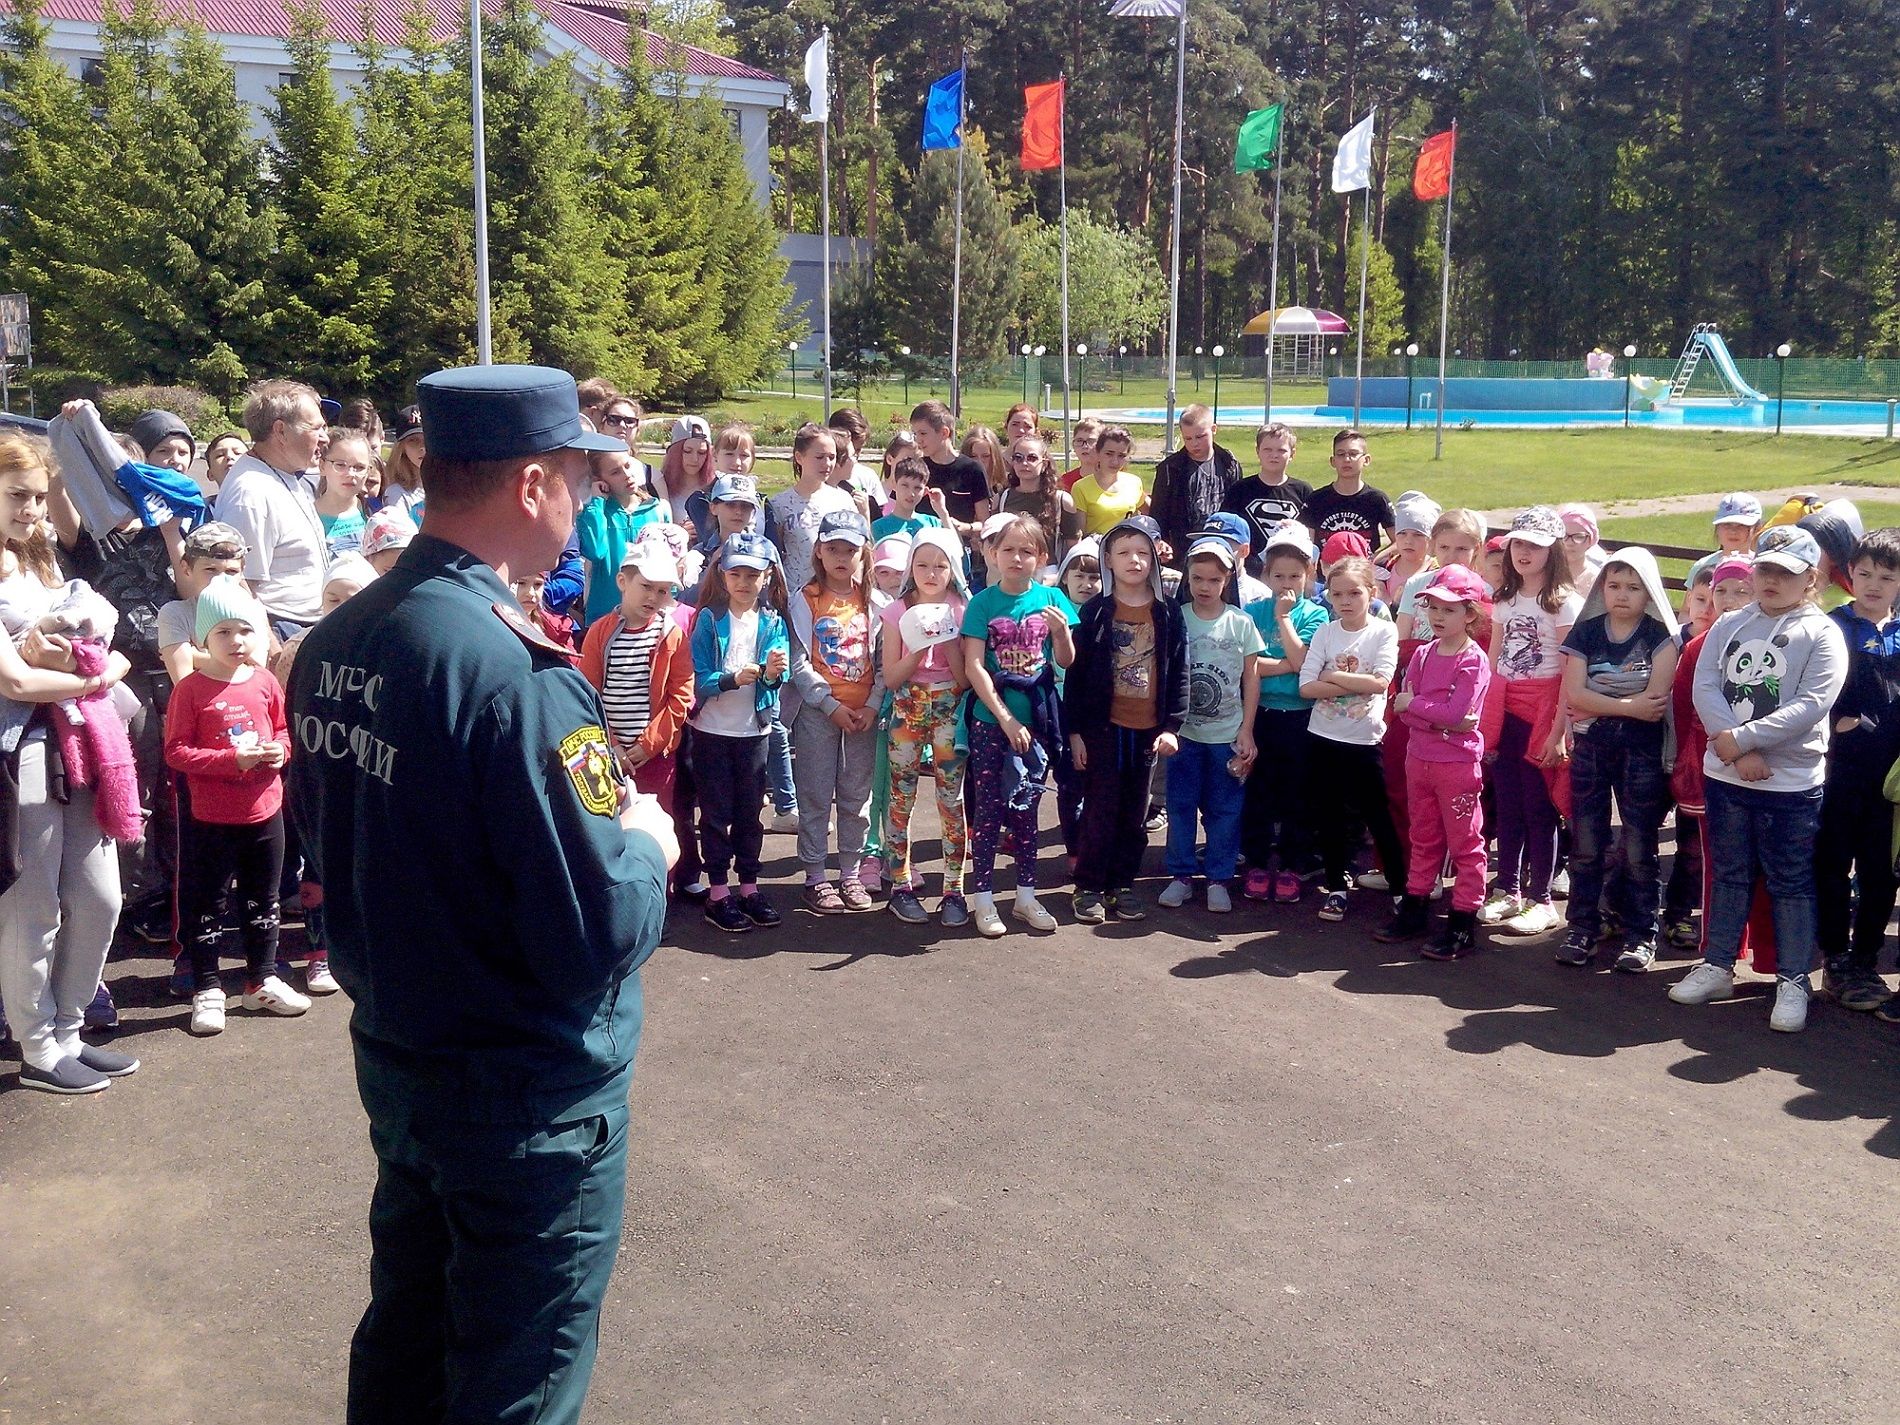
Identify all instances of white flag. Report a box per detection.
[802,32,828,124]
[1108,0,1184,16]
[1331,109,1375,193]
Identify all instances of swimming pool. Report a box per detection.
[1097,399,1900,434]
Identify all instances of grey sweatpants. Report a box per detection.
[790,703,877,876]
[0,734,122,1070]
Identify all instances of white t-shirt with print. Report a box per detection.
[1300,617,1398,745]
[1493,589,1584,682]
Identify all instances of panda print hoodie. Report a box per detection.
[1691,600,1847,793]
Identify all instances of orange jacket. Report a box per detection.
[578,610,694,760]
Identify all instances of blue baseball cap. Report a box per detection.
[415,364,626,462]
[720,530,778,571]
[1194,511,1251,548]
[1753,524,1821,573]
[817,510,870,547]
[709,473,760,507]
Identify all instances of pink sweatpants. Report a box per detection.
[1405,756,1487,911]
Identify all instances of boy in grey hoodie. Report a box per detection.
[1674,526,1847,1032]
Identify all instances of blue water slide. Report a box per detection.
[1697,330,1770,403]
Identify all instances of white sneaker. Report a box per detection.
[1551,867,1571,899]
[1669,962,1736,1005]
[1158,878,1193,908]
[1357,869,1391,892]
[973,903,1006,938]
[241,976,311,1017]
[768,811,801,835]
[1009,897,1057,932]
[1500,900,1561,936]
[1770,978,1811,1032]
[1477,891,1526,925]
[305,961,339,995]
[1206,883,1232,914]
[190,988,226,1036]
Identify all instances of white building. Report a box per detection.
[15,0,791,210]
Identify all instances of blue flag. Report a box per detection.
[922,68,964,150]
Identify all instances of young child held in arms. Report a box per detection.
[1066,516,1187,925]
[163,577,305,1036]
[1158,537,1262,912]
[1672,527,1847,1032]
[1554,549,1679,971]
[1389,566,1492,956]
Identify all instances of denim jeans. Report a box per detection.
[1702,779,1823,983]
[1165,737,1245,882]
[766,707,797,816]
[1566,721,1667,941]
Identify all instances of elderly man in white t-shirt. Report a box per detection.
[213,379,330,635]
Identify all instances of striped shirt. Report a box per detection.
[602,615,665,748]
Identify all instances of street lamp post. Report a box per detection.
[787,340,799,402]
[1211,344,1224,421]
[1329,346,1339,382]
[1622,343,1637,428]
[1075,342,1089,400]
[1404,342,1418,430]
[1775,342,1792,435]
[898,345,911,407]
[1193,345,1204,393]
[1033,345,1047,407]
[1021,342,1033,403]
[1118,345,1128,395]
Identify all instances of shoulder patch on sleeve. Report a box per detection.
[493,600,571,658]
[559,724,621,817]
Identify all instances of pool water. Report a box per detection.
[1104,399,1899,432]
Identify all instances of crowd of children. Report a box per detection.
[7,383,1900,1100]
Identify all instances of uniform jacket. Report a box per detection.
[287,534,668,1124]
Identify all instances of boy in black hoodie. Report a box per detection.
[1064,516,1189,923]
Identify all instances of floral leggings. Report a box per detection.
[885,683,967,894]
[967,718,1043,893]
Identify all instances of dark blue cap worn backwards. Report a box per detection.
[416,364,628,462]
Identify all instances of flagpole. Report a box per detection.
[469,0,491,363]
[950,51,967,418]
[1163,0,1188,449]
[1263,110,1284,422]
[1352,183,1370,425]
[1433,120,1456,461]
[1058,76,1073,462]
[819,54,833,420]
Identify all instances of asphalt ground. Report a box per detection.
[4,805,1899,1425]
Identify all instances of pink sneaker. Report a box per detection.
[1242,868,1273,901]
[1273,871,1304,903]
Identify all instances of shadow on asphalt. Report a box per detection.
[1166,887,1900,1160]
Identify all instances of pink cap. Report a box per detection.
[1417,565,1490,606]
[1319,531,1372,566]
[1710,557,1753,585]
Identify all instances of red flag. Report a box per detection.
[1022,79,1064,170]
[1413,127,1455,200]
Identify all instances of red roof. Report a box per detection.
[22,0,784,83]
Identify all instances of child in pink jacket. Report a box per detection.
[1385,566,1493,959]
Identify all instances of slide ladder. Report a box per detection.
[1667,323,1770,405]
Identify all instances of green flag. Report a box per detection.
[1235,104,1284,173]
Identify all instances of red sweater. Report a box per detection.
[164,669,291,825]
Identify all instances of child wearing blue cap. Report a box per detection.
[689,532,791,934]
[789,509,885,912]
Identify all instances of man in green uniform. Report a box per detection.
[288,364,677,1424]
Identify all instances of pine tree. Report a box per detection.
[0,0,111,376]
[876,133,1021,365]
[1349,225,1408,359]
[351,0,479,399]
[88,0,277,383]
[480,0,625,376]
[263,2,391,393]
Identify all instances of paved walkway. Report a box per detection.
[4,817,1898,1423]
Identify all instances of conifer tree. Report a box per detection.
[264,2,391,392]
